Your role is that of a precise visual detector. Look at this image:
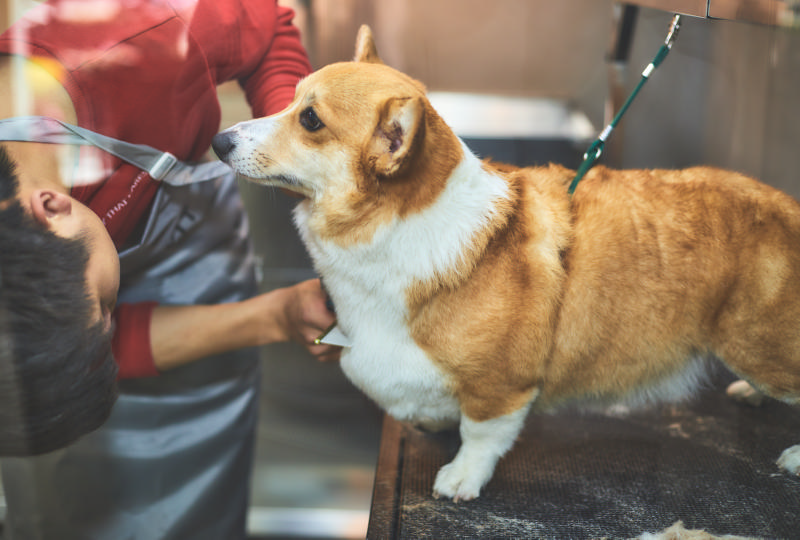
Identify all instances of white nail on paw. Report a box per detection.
[726,379,764,407]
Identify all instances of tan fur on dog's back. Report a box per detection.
[544,165,800,407]
[406,156,800,419]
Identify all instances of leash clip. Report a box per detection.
[665,14,682,49]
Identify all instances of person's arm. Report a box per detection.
[237,4,312,117]
[191,0,312,117]
[150,279,339,372]
[110,1,326,376]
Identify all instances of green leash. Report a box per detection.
[568,14,683,196]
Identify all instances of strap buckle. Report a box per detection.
[149,152,178,181]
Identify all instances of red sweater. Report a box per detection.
[0,0,311,377]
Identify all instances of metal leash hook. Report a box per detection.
[568,14,682,196]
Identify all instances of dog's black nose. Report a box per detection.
[211,131,236,161]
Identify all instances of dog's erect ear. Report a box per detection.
[354,24,383,64]
[367,96,424,178]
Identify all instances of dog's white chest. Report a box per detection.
[318,262,460,423]
[339,333,460,424]
[293,212,464,424]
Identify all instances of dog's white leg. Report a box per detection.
[777,445,800,475]
[433,403,531,501]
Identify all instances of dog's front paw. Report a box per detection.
[433,460,487,502]
[777,445,800,475]
[431,405,531,501]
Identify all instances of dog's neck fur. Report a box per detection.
[294,138,514,329]
[376,141,512,284]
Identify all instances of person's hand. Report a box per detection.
[271,278,341,362]
[148,278,340,372]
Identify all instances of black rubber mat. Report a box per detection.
[368,372,800,539]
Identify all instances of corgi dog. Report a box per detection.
[212,25,800,501]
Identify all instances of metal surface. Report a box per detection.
[621,0,708,17]
[708,0,800,26]
[427,93,594,141]
[621,0,800,25]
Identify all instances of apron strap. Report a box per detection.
[0,116,230,186]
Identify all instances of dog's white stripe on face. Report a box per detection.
[217,114,286,179]
[220,109,355,199]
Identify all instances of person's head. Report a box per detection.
[0,144,119,456]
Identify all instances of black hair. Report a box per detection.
[0,144,118,455]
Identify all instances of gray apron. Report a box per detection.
[0,117,260,539]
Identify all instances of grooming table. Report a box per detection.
[366,373,800,539]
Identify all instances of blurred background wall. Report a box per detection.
[609,8,800,200]
[303,0,614,127]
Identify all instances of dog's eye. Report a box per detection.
[300,107,324,132]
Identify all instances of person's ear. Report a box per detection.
[29,189,73,227]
